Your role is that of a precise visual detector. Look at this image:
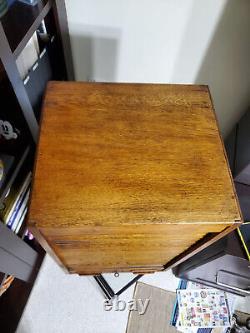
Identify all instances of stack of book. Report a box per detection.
[0,172,31,234]
[171,280,235,333]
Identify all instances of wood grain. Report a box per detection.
[28,82,242,274]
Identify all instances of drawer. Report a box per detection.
[28,82,242,275]
[41,223,226,239]
[69,265,164,275]
[54,244,173,272]
[35,223,230,275]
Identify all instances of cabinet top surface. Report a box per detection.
[29,82,241,228]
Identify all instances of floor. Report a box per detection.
[17,255,250,333]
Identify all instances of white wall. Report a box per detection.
[65,0,250,137]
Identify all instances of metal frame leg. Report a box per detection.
[94,273,143,299]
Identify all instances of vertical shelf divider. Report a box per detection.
[53,0,75,80]
[0,22,39,143]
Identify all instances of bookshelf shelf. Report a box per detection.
[0,243,44,333]
[0,145,30,205]
[1,0,52,58]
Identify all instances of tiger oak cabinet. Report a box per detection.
[28,82,242,275]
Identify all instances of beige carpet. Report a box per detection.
[126,282,180,333]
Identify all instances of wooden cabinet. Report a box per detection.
[28,82,242,275]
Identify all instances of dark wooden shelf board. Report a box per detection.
[0,245,45,333]
[0,146,30,205]
[1,0,52,58]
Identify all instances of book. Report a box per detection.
[15,207,27,234]
[171,280,236,333]
[176,289,230,328]
[8,188,30,231]
[171,279,188,327]
[172,284,213,333]
[16,32,40,80]
[7,184,30,228]
[1,172,31,223]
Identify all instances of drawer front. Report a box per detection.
[68,265,164,275]
[38,223,228,275]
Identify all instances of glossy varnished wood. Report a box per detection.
[28,82,242,274]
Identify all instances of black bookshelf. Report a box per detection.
[1,0,52,57]
[0,1,74,331]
